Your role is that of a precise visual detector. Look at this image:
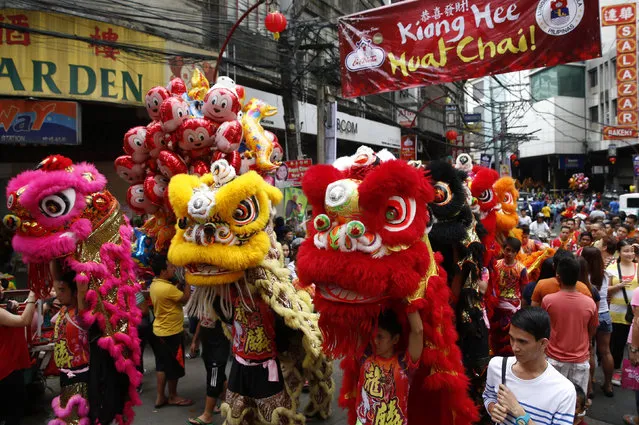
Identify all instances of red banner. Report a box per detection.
[603,126,638,140]
[400,135,417,160]
[338,0,601,98]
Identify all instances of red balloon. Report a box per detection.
[157,150,187,179]
[189,160,210,176]
[123,126,149,163]
[159,97,189,133]
[167,78,187,97]
[127,184,159,215]
[115,155,146,184]
[144,174,170,206]
[215,120,243,153]
[445,130,458,141]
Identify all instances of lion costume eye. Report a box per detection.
[39,188,76,218]
[503,192,513,204]
[383,196,416,232]
[433,182,453,206]
[232,196,259,226]
[478,189,493,204]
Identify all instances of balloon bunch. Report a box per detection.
[568,173,589,191]
[115,69,283,252]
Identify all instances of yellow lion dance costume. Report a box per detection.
[168,160,333,425]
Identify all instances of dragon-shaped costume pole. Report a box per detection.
[3,155,141,425]
[296,148,477,425]
[167,160,333,425]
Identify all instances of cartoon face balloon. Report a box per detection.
[159,97,189,133]
[202,80,242,123]
[143,174,170,206]
[177,118,216,153]
[145,121,168,159]
[145,86,170,121]
[115,155,146,184]
[127,184,159,215]
[123,126,149,164]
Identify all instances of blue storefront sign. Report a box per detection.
[558,155,584,170]
[0,99,80,145]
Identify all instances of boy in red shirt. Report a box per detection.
[542,257,598,395]
[489,237,528,355]
[356,309,423,425]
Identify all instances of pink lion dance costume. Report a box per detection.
[3,155,142,425]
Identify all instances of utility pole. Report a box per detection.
[279,0,303,160]
[316,56,326,164]
[490,77,500,173]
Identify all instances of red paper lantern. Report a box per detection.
[445,129,458,142]
[609,156,617,165]
[265,11,287,40]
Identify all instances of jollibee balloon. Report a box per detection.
[177,118,217,159]
[127,184,159,215]
[189,160,210,176]
[167,77,187,97]
[157,150,187,179]
[145,86,170,121]
[131,228,154,268]
[144,174,170,206]
[215,120,243,152]
[123,126,149,164]
[202,77,243,123]
[145,121,168,158]
[114,155,145,184]
[159,97,189,133]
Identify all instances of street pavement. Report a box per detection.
[23,347,629,425]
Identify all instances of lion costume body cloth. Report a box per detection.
[167,160,333,425]
[296,153,477,425]
[4,156,141,425]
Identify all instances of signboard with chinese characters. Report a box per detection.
[0,9,168,104]
[338,0,602,98]
[0,99,80,145]
[284,159,313,187]
[601,3,638,139]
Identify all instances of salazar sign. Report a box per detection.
[338,0,601,97]
[0,9,167,105]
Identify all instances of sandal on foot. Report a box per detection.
[187,418,213,425]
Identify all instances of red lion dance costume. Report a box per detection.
[4,156,141,425]
[296,153,477,425]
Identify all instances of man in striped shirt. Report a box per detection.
[483,307,576,425]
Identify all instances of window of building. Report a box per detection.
[612,59,617,80]
[530,66,586,100]
[612,99,618,123]
[588,69,598,87]
[589,106,599,123]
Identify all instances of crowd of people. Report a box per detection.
[4,193,639,425]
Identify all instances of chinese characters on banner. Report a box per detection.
[338,0,601,98]
[400,135,417,160]
[602,4,638,140]
[0,13,30,45]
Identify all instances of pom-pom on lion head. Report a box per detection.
[493,176,519,234]
[167,160,282,286]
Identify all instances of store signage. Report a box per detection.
[602,3,638,137]
[480,153,492,168]
[603,126,638,139]
[284,159,313,187]
[337,118,358,134]
[397,108,416,128]
[0,99,80,145]
[464,113,482,123]
[400,134,417,161]
[338,0,601,97]
[0,9,167,105]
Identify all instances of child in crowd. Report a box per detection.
[356,309,423,425]
[573,382,587,425]
[489,237,528,355]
